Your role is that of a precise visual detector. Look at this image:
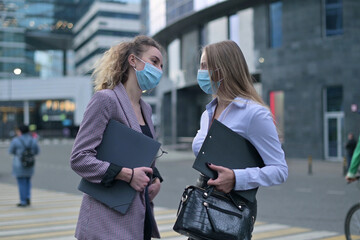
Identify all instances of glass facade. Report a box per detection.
[0,0,26,78]
[0,0,78,79]
[166,0,193,25]
[20,0,77,34]
[269,1,282,48]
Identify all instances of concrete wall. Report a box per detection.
[254,0,360,158]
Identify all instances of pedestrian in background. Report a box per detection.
[8,125,39,207]
[345,132,357,171]
[191,40,288,239]
[70,35,164,240]
[346,135,360,183]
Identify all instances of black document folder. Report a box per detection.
[192,119,264,202]
[78,119,161,214]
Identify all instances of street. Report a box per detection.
[0,140,357,239]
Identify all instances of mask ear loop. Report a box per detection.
[129,54,138,71]
[210,68,223,94]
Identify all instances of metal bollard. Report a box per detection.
[308,156,312,175]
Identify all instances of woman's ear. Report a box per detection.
[128,54,136,68]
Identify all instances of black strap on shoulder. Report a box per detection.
[18,137,33,149]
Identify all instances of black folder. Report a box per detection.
[78,119,161,214]
[192,119,264,202]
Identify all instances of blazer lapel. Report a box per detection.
[140,99,156,139]
[113,84,142,133]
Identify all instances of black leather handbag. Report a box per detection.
[173,185,253,240]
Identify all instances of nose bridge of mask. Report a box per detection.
[135,55,162,74]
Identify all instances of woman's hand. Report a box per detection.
[346,175,357,183]
[206,163,235,193]
[116,167,153,192]
[130,167,153,192]
[148,178,161,201]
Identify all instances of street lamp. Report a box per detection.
[9,68,22,130]
[13,68,22,75]
[9,68,21,100]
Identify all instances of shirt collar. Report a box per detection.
[206,97,249,113]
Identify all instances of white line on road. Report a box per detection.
[264,230,338,240]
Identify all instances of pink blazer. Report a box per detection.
[70,83,160,239]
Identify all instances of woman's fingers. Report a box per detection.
[130,167,152,191]
[207,163,235,193]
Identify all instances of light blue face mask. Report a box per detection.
[134,56,163,91]
[197,69,221,94]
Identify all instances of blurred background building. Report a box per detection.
[0,0,144,139]
[0,0,359,160]
[150,0,360,160]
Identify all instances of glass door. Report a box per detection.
[324,113,344,160]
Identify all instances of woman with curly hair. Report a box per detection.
[70,35,164,240]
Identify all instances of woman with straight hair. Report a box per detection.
[70,35,164,240]
[191,40,288,239]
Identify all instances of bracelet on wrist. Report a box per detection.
[129,168,134,184]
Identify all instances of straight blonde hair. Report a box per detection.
[92,35,162,91]
[203,40,265,106]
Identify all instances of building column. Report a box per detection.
[23,101,29,125]
[171,84,177,146]
[63,50,67,76]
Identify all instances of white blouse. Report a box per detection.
[192,97,288,191]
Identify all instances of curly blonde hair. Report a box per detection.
[93,35,163,91]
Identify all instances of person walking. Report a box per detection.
[345,132,357,171]
[70,35,164,240]
[8,125,40,207]
[191,40,288,239]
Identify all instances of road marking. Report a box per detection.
[295,188,313,193]
[264,231,339,240]
[253,227,310,239]
[0,183,348,240]
[326,190,345,195]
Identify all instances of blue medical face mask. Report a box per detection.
[134,56,163,91]
[197,69,221,94]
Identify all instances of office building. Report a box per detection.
[152,0,360,160]
[73,0,141,75]
[0,0,146,138]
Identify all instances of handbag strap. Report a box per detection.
[205,186,245,211]
[18,137,33,149]
[176,185,246,216]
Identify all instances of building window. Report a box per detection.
[326,86,343,112]
[325,0,343,36]
[269,1,283,48]
[270,91,285,142]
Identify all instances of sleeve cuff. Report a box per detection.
[101,163,123,187]
[153,167,164,183]
[233,169,248,191]
[347,172,356,178]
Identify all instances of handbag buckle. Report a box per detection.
[181,195,188,202]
